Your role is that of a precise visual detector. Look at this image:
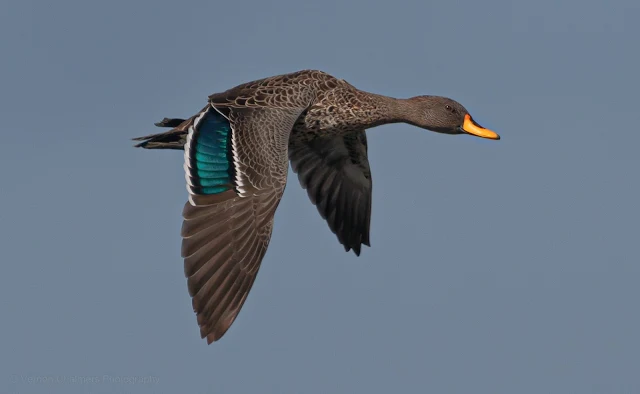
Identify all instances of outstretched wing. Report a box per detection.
[289,130,373,255]
[182,103,304,343]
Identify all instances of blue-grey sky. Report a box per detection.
[2,0,639,393]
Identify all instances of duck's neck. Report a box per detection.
[357,93,426,129]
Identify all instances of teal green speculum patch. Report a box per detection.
[189,110,233,195]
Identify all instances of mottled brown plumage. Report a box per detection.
[133,69,500,343]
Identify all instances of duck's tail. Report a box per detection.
[132,117,190,150]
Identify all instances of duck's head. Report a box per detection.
[407,96,500,140]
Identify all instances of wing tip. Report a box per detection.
[343,241,371,256]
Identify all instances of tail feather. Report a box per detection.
[154,117,187,128]
[133,117,191,150]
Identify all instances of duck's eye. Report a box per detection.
[445,104,454,112]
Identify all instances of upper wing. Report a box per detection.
[181,190,281,343]
[181,103,304,343]
[288,130,373,255]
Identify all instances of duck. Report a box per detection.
[133,69,500,344]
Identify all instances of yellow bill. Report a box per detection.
[462,114,500,140]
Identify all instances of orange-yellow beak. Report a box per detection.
[461,114,500,140]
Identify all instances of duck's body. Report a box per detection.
[134,69,499,343]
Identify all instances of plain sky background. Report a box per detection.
[1,0,639,393]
